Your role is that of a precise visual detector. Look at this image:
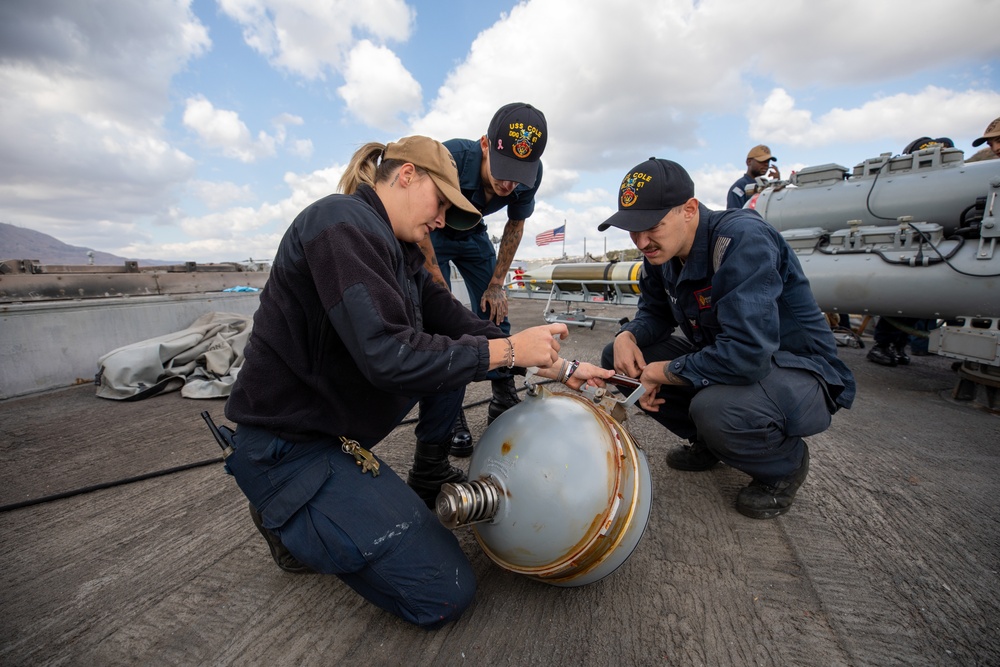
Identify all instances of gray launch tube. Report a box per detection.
[752,150,996,234]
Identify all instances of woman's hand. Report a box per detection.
[563,361,614,391]
[490,324,568,371]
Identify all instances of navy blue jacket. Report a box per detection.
[622,205,855,409]
[226,184,502,444]
[727,174,756,209]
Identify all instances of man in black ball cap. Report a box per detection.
[598,157,855,518]
[409,103,547,499]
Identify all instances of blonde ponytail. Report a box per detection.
[338,138,431,195]
[338,142,384,194]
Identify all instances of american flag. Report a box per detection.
[535,225,565,246]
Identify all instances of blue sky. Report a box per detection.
[1,0,998,264]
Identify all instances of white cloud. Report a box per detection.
[413,0,999,173]
[190,180,257,210]
[415,0,750,168]
[182,96,322,162]
[688,166,741,212]
[0,0,208,242]
[274,112,304,127]
[750,86,1000,148]
[3,0,998,264]
[535,167,580,200]
[217,0,415,79]
[183,96,277,162]
[116,232,286,265]
[564,188,612,206]
[289,139,315,158]
[166,164,345,259]
[745,0,999,88]
[337,40,423,131]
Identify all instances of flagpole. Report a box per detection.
[562,219,566,259]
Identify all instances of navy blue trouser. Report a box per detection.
[432,228,512,337]
[224,419,476,629]
[420,228,512,435]
[601,336,832,481]
[874,316,918,349]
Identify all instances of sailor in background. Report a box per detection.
[867,136,955,366]
[726,144,780,209]
[972,116,1000,159]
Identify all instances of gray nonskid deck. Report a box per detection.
[1,300,998,666]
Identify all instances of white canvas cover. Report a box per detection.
[95,312,252,401]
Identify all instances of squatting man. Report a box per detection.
[599,157,856,519]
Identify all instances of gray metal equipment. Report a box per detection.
[750,145,1000,407]
[436,375,652,587]
[751,146,1000,326]
[509,261,643,328]
[746,146,1000,408]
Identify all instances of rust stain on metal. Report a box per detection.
[563,512,606,560]
[501,441,512,455]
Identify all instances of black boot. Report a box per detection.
[487,376,521,425]
[248,502,315,574]
[893,344,910,366]
[666,441,719,471]
[866,344,897,366]
[449,408,474,458]
[407,440,468,508]
[735,444,810,519]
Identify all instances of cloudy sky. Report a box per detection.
[1,0,998,264]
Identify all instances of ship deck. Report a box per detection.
[1,299,998,666]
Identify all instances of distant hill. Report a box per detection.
[0,222,174,266]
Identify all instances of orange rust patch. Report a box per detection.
[565,511,606,558]
[501,441,512,455]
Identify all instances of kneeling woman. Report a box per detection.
[224,136,610,629]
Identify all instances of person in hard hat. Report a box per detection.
[415,103,548,464]
[726,144,781,209]
[598,157,855,519]
[223,135,610,629]
[972,116,1000,159]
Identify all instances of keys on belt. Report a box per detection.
[340,436,380,477]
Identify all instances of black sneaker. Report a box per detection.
[449,409,474,458]
[866,345,897,367]
[736,444,810,520]
[248,503,315,574]
[666,442,719,471]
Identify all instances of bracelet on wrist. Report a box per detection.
[557,359,569,383]
[503,337,515,369]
